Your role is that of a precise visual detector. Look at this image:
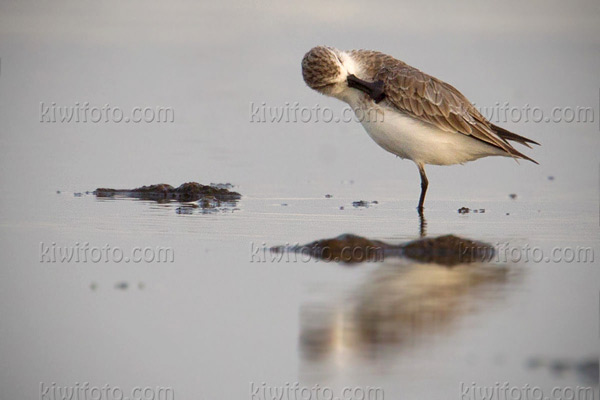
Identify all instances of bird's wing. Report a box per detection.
[375,63,516,154]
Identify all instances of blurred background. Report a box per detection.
[0,1,598,399]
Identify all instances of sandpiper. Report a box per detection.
[301,46,539,214]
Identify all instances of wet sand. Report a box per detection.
[0,179,596,398]
[0,1,599,398]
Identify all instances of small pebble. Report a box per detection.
[56,190,61,194]
[509,193,517,200]
[325,194,332,198]
[115,282,128,290]
[548,176,555,181]
[74,192,82,197]
[339,206,344,210]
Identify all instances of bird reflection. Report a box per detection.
[419,212,427,237]
[300,260,516,362]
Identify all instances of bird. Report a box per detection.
[301,46,539,214]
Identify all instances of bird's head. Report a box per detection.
[302,46,353,98]
[302,46,385,103]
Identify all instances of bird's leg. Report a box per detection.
[417,163,428,215]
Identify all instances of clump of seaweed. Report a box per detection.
[274,233,495,266]
[95,182,241,203]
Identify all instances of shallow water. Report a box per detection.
[1,1,599,399]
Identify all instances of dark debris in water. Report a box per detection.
[90,282,147,291]
[95,182,241,214]
[526,356,599,386]
[280,234,386,264]
[176,204,199,214]
[95,182,241,203]
[209,182,235,190]
[401,235,494,266]
[176,199,239,214]
[352,200,378,208]
[274,233,495,266]
[458,207,485,214]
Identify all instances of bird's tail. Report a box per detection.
[491,123,540,164]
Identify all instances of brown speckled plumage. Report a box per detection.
[302,46,343,89]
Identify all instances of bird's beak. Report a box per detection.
[347,74,386,103]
